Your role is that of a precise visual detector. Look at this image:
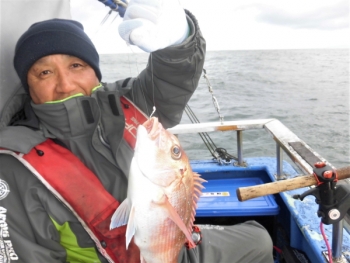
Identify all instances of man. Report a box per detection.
[0,0,273,262]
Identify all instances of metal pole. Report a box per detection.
[276,143,283,180]
[332,220,344,261]
[237,130,243,165]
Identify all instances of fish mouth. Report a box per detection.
[142,117,163,140]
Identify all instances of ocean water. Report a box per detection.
[100,49,350,169]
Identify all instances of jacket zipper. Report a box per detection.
[97,124,111,149]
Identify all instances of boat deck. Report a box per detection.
[169,119,350,263]
[191,158,350,263]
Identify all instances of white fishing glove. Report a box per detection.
[119,0,189,52]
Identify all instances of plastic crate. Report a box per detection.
[196,177,279,217]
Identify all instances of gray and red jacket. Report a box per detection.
[0,11,206,263]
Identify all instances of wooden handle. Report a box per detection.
[237,166,350,201]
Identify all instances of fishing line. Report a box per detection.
[93,10,113,36]
[95,1,155,119]
[149,52,157,118]
[126,45,151,118]
[100,10,113,27]
[185,105,219,159]
[108,13,120,26]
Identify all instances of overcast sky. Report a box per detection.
[70,0,349,54]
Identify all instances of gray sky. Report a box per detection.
[71,0,349,54]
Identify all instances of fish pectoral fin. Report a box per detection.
[110,198,131,230]
[151,190,167,204]
[126,205,136,249]
[162,196,195,248]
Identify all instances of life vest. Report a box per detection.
[120,96,149,149]
[2,96,148,263]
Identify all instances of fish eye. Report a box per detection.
[171,145,181,159]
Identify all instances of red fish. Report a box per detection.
[110,117,206,263]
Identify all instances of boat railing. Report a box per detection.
[168,118,329,179]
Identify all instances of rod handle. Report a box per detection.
[237,166,350,201]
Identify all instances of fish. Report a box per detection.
[110,117,206,263]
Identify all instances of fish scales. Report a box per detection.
[110,117,205,263]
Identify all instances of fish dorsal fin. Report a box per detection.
[110,198,131,229]
[188,172,207,238]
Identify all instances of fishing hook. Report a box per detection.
[150,106,156,118]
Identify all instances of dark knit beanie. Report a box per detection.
[14,18,102,91]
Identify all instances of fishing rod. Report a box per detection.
[97,0,128,27]
[98,0,128,14]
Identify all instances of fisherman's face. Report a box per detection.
[27,54,100,104]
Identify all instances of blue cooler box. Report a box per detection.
[191,161,280,217]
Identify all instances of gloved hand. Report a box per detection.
[119,0,189,52]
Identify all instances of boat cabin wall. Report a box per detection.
[0,0,71,116]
